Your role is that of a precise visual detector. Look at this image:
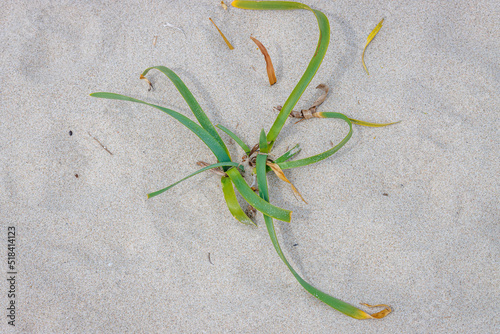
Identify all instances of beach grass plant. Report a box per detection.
[91,0,396,319]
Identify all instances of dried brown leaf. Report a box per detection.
[140,74,153,91]
[267,162,307,203]
[250,36,277,85]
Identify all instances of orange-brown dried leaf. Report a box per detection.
[360,303,392,319]
[267,162,307,203]
[209,18,234,50]
[140,74,153,91]
[250,36,277,85]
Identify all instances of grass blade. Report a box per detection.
[147,162,242,198]
[277,113,353,170]
[90,92,231,163]
[141,66,229,156]
[259,128,269,153]
[347,117,400,127]
[221,176,256,225]
[274,143,301,163]
[216,124,251,154]
[232,1,331,146]
[250,36,277,85]
[256,153,390,319]
[226,167,291,222]
[209,17,235,50]
[362,18,384,75]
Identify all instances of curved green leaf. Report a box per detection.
[277,113,353,170]
[226,167,291,222]
[90,92,231,163]
[216,124,251,154]
[221,176,256,225]
[274,143,301,163]
[256,152,385,319]
[147,162,242,198]
[233,1,331,147]
[142,66,229,155]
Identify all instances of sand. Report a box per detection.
[1,0,498,332]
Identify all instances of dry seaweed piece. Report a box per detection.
[250,36,277,85]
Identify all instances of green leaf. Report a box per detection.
[147,162,242,198]
[221,176,256,225]
[90,92,231,163]
[232,1,331,147]
[226,167,291,222]
[277,112,353,170]
[216,124,251,154]
[256,152,388,319]
[141,66,230,156]
[259,129,269,153]
[274,143,301,163]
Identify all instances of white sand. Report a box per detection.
[1,0,498,332]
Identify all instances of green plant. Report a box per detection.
[91,0,396,319]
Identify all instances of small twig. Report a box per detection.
[208,252,214,265]
[88,132,113,155]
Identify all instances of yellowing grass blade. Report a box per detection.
[267,161,307,203]
[348,117,400,127]
[362,18,384,75]
[221,176,256,226]
[226,167,292,222]
[209,17,234,50]
[250,36,277,85]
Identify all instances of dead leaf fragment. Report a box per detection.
[140,74,153,91]
[267,162,307,203]
[360,303,392,319]
[250,36,277,85]
[362,18,384,75]
[209,17,234,50]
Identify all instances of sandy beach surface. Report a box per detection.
[1,0,498,332]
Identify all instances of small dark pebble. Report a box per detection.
[293,243,298,247]
[75,174,79,178]
[383,193,388,196]
[69,131,73,136]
